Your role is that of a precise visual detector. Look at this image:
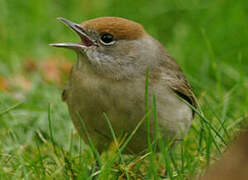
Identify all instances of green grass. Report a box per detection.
[0,0,248,179]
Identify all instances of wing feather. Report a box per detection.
[159,55,197,115]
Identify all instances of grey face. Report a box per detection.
[49,17,120,63]
[50,17,163,79]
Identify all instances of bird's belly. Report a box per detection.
[66,70,149,153]
[65,67,192,153]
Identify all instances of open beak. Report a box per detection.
[49,17,96,50]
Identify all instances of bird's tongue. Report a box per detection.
[79,35,94,47]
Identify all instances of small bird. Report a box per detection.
[50,17,196,153]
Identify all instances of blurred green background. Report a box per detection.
[0,0,248,178]
[1,0,247,91]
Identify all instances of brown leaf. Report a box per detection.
[59,59,72,74]
[12,75,32,91]
[41,56,72,85]
[41,58,62,84]
[23,58,38,73]
[0,76,9,91]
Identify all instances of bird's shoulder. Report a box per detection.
[151,55,197,110]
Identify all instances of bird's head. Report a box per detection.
[50,17,166,79]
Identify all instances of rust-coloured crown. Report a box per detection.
[82,17,145,40]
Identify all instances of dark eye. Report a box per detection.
[100,33,115,45]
